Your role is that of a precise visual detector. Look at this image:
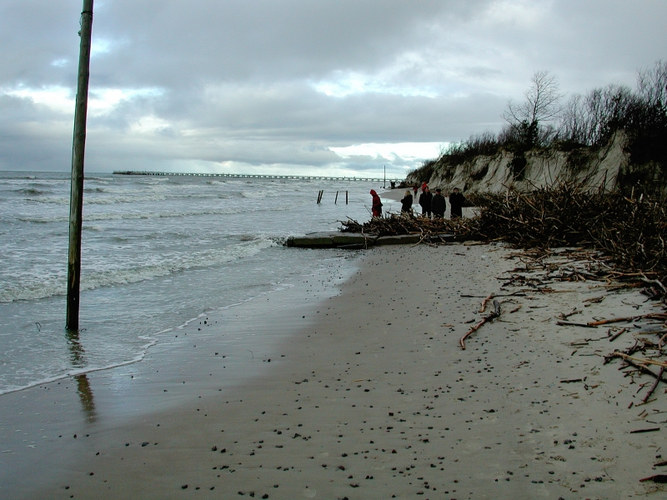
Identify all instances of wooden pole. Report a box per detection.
[66,0,94,332]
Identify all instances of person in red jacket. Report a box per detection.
[370,189,383,217]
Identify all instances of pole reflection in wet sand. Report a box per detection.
[66,329,96,422]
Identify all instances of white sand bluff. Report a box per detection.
[409,132,665,195]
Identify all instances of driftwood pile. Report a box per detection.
[340,182,667,297]
[471,184,666,291]
[340,213,475,239]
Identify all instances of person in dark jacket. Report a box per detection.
[370,189,383,217]
[431,188,446,218]
[400,190,413,214]
[419,186,432,218]
[449,187,465,218]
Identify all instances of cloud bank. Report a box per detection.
[1,0,665,177]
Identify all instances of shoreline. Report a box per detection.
[0,252,362,496]
[3,243,665,498]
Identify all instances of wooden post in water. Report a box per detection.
[66,0,94,332]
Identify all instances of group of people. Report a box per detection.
[399,183,465,219]
[370,184,466,219]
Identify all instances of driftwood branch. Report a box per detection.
[639,474,667,483]
[556,320,596,328]
[587,313,667,327]
[460,299,501,350]
[641,367,665,404]
[479,293,494,313]
[604,351,667,377]
[611,351,667,369]
[608,327,629,342]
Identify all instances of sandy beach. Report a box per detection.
[2,242,665,499]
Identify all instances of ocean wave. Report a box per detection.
[16,204,287,224]
[17,187,50,196]
[17,192,171,207]
[86,193,169,205]
[240,188,284,199]
[0,237,279,303]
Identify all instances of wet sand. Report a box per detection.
[3,243,665,499]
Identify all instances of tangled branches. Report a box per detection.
[340,213,477,240]
[340,182,666,293]
[473,183,666,289]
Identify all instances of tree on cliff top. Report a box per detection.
[503,71,562,148]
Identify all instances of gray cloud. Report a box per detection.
[1,0,665,176]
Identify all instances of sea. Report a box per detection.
[0,171,396,396]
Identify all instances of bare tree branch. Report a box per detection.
[502,71,563,148]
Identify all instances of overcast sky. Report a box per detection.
[1,0,665,178]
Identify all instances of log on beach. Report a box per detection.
[285,231,456,248]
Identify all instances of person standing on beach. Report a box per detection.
[370,189,383,217]
[449,187,465,218]
[419,185,432,218]
[400,190,413,214]
[431,188,446,218]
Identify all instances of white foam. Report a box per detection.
[0,236,278,303]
